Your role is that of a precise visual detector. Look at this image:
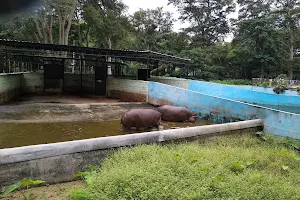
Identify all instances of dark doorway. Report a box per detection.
[138,69,150,81]
[95,64,107,95]
[43,60,64,92]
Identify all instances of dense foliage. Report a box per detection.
[1,0,300,80]
[69,133,300,199]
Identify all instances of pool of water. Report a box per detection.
[256,104,300,114]
[0,119,213,149]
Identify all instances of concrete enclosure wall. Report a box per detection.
[188,80,300,107]
[22,72,44,93]
[236,85,300,96]
[148,76,300,107]
[149,76,189,89]
[0,120,263,187]
[0,73,44,104]
[148,82,300,139]
[107,77,148,102]
[0,74,22,104]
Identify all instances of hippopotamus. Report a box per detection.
[157,105,197,123]
[121,109,161,131]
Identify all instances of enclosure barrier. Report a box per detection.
[150,76,300,107]
[148,82,300,138]
[0,119,263,187]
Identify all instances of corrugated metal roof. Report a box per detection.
[0,39,190,64]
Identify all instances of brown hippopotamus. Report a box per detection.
[157,105,197,123]
[121,109,161,131]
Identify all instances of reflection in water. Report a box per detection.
[0,119,213,149]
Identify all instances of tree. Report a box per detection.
[29,0,76,45]
[82,0,129,49]
[234,17,288,79]
[272,0,300,79]
[238,0,273,20]
[168,0,236,45]
[131,7,175,51]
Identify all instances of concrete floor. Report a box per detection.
[0,94,154,123]
[12,93,121,104]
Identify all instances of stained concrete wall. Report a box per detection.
[149,76,189,89]
[0,120,263,187]
[22,72,44,93]
[107,76,148,102]
[188,80,300,107]
[0,73,23,104]
[148,82,300,139]
[0,72,44,104]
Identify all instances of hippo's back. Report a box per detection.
[157,105,189,122]
[121,109,161,129]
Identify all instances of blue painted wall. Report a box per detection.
[188,80,300,107]
[236,85,299,96]
[148,82,300,139]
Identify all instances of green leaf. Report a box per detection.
[246,160,255,167]
[200,167,210,173]
[231,162,245,173]
[88,165,98,170]
[256,132,264,136]
[74,172,89,178]
[1,181,22,197]
[175,154,181,158]
[40,192,47,200]
[188,157,198,164]
[216,175,225,181]
[282,165,289,171]
[20,179,45,187]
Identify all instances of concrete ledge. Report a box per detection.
[0,119,263,165]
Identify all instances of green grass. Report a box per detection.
[69,133,300,200]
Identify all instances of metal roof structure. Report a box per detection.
[0,39,190,65]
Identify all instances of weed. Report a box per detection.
[1,179,45,200]
[69,133,300,200]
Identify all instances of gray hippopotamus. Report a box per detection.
[121,109,161,131]
[157,105,197,123]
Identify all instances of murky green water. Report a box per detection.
[0,119,213,149]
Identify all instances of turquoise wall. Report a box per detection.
[188,80,300,107]
[148,82,300,139]
[236,85,299,96]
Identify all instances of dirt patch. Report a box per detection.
[110,90,147,102]
[8,94,121,105]
[1,181,86,200]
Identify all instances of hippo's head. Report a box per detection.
[188,115,197,123]
[186,110,197,123]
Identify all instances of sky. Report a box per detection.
[122,0,239,42]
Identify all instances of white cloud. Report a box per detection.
[122,0,239,42]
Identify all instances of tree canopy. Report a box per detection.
[1,0,300,80]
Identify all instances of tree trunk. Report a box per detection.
[64,0,76,46]
[288,35,294,80]
[49,15,53,44]
[78,21,82,46]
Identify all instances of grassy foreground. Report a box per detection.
[70,133,300,200]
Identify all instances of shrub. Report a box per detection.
[273,74,288,94]
[211,79,253,85]
[261,82,269,88]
